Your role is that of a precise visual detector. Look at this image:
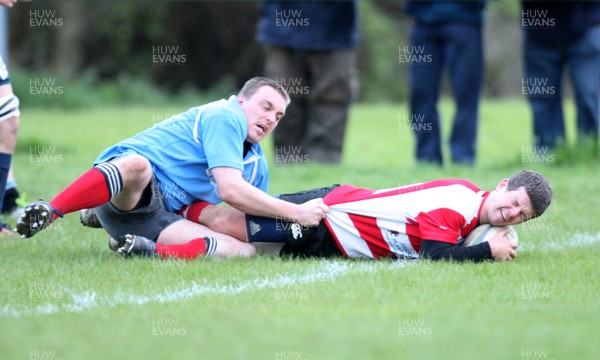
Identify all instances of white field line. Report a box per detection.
[3,233,599,319]
[519,231,600,252]
[0,260,407,319]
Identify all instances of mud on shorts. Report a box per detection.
[94,177,183,242]
[276,185,343,258]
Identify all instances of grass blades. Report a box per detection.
[1,99,598,359]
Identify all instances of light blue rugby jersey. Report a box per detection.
[94,96,269,212]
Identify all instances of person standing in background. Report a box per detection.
[256,0,359,165]
[0,0,21,236]
[521,1,600,149]
[405,0,486,166]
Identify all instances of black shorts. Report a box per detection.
[94,177,183,242]
[277,185,343,258]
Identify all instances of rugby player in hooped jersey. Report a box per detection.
[16,77,329,259]
[120,170,552,262]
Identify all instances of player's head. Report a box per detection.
[238,77,290,143]
[481,170,552,226]
[239,77,290,106]
[506,170,553,218]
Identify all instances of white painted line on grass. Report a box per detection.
[3,232,599,319]
[0,260,408,319]
[520,231,600,252]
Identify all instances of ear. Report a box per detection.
[495,179,509,192]
[237,94,245,105]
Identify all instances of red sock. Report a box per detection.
[155,238,208,260]
[49,164,122,221]
[176,201,211,223]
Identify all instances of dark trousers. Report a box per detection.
[524,24,600,148]
[264,45,357,164]
[409,22,483,165]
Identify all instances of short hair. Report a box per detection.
[507,170,553,218]
[238,77,291,105]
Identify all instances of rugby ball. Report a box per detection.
[463,225,519,247]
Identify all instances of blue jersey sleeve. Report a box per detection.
[200,110,246,171]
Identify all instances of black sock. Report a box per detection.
[0,153,12,227]
[2,187,19,213]
[245,214,288,243]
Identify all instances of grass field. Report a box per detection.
[1,99,599,360]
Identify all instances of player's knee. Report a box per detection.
[123,154,151,173]
[0,115,19,152]
[0,93,20,124]
[115,155,152,184]
[0,115,18,140]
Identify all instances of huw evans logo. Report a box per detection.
[275,146,310,165]
[275,9,310,28]
[29,349,62,360]
[522,77,555,97]
[152,317,187,336]
[399,46,432,64]
[399,113,432,132]
[152,46,187,65]
[398,318,432,336]
[521,146,555,165]
[29,78,63,97]
[522,9,556,29]
[29,146,63,164]
[30,10,63,29]
[275,77,310,97]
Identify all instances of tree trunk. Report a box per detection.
[54,0,86,80]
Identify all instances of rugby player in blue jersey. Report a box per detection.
[16,77,329,259]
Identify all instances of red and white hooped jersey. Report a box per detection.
[322,180,489,259]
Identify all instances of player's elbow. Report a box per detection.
[218,185,243,207]
[212,168,248,207]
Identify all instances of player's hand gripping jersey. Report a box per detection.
[323,179,489,259]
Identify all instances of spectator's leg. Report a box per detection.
[263,45,308,163]
[524,36,565,148]
[567,24,600,141]
[303,49,357,164]
[445,23,483,165]
[409,23,444,165]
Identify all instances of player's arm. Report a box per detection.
[0,0,17,9]
[420,240,492,262]
[421,231,517,262]
[211,167,327,227]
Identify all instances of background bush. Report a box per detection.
[8,0,530,108]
